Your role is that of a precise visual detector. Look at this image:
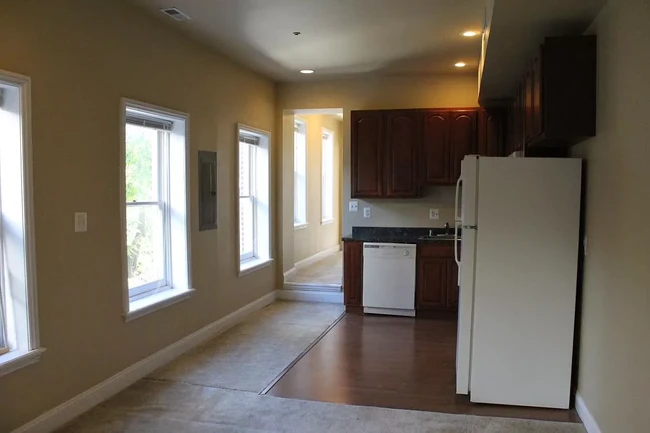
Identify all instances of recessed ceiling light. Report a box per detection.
[462,31,478,37]
[300,69,314,74]
[455,62,466,68]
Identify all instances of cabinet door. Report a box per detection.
[422,110,450,184]
[446,259,459,311]
[343,241,363,308]
[416,257,448,310]
[351,111,383,198]
[478,109,504,157]
[449,110,478,182]
[532,49,543,138]
[384,110,420,197]
[524,68,534,144]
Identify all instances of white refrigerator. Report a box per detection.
[454,155,582,409]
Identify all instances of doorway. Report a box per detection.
[280,109,344,300]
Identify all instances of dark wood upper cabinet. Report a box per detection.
[343,240,363,311]
[505,36,596,150]
[449,110,478,181]
[524,66,534,143]
[351,107,481,195]
[351,111,383,198]
[422,111,450,184]
[478,108,505,157]
[532,49,543,138]
[384,110,420,197]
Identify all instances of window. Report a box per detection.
[321,129,335,224]
[293,120,307,227]
[238,125,271,275]
[0,70,44,377]
[121,100,192,321]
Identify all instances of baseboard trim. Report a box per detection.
[276,289,343,304]
[283,282,341,292]
[11,291,277,433]
[283,267,297,281]
[575,393,602,433]
[293,245,340,270]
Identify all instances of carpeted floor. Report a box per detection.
[60,380,587,433]
[147,301,344,392]
[285,251,342,286]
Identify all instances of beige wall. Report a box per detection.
[571,1,650,432]
[0,1,276,431]
[277,75,478,263]
[293,114,343,264]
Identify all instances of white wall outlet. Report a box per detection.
[75,212,87,233]
[349,201,359,212]
[363,207,371,218]
[429,208,440,220]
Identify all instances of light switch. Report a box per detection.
[75,212,88,232]
[429,209,440,220]
[349,201,359,212]
[363,207,371,218]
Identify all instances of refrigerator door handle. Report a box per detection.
[454,221,461,266]
[455,176,463,222]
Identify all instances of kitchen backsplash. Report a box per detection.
[343,186,456,233]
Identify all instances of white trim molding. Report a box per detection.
[11,291,277,433]
[0,70,43,374]
[283,267,297,281]
[277,289,343,304]
[294,245,341,270]
[0,348,45,378]
[575,393,602,433]
[119,98,192,321]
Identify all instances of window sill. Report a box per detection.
[125,287,195,323]
[321,219,335,226]
[239,258,274,277]
[0,348,46,378]
[294,223,308,230]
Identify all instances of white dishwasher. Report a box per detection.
[362,243,417,317]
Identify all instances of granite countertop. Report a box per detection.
[342,227,461,244]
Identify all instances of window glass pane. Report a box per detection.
[239,142,251,197]
[126,124,159,203]
[239,196,254,258]
[126,204,165,290]
[294,123,307,224]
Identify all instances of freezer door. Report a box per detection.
[455,154,479,395]
[469,157,581,408]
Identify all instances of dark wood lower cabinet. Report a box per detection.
[343,241,459,316]
[416,243,458,315]
[343,241,363,312]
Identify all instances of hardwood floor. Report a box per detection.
[266,314,581,423]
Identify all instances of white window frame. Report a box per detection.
[120,99,193,322]
[237,124,272,276]
[293,119,308,229]
[321,128,335,225]
[0,70,45,378]
[239,140,256,262]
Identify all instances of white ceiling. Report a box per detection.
[130,0,485,82]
